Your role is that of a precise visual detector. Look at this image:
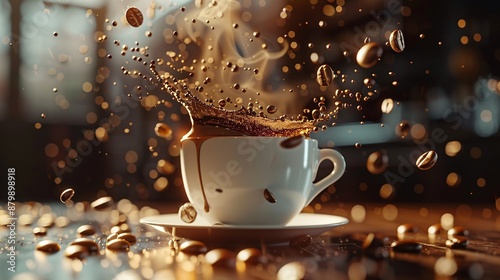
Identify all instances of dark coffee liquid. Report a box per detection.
[151,68,315,138]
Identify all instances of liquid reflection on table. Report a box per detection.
[1,201,500,280]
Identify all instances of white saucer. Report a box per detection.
[140,213,348,245]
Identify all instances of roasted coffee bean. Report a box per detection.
[36,240,60,253]
[60,188,75,203]
[445,236,469,249]
[277,261,307,280]
[263,188,277,203]
[107,232,118,242]
[391,240,422,253]
[55,216,71,228]
[428,223,444,236]
[18,214,34,226]
[125,7,144,28]
[37,215,55,228]
[178,202,197,223]
[64,245,89,260]
[33,227,47,236]
[397,223,417,234]
[316,64,334,87]
[204,248,236,268]
[366,151,388,174]
[447,226,469,239]
[280,135,304,149]
[361,233,385,250]
[356,42,383,68]
[179,240,208,255]
[381,98,394,114]
[77,225,96,237]
[236,248,268,265]
[389,29,405,52]
[70,238,100,254]
[110,224,131,234]
[91,196,113,211]
[416,150,438,170]
[397,223,417,240]
[117,232,137,245]
[289,234,312,248]
[106,239,131,252]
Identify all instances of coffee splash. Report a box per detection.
[163,86,316,138]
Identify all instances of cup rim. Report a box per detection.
[181,135,315,141]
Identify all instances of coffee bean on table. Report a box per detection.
[178,202,197,223]
[117,232,137,245]
[445,236,469,249]
[361,233,384,250]
[33,227,47,237]
[204,249,236,268]
[70,238,100,254]
[447,226,469,239]
[36,240,61,253]
[397,223,417,234]
[397,223,417,240]
[111,224,131,234]
[91,196,113,211]
[37,215,55,228]
[77,225,96,237]
[65,245,89,260]
[107,232,118,242]
[428,223,444,236]
[236,248,268,265]
[289,234,312,248]
[277,262,307,280]
[391,240,422,253]
[55,216,71,228]
[263,188,277,203]
[179,240,208,255]
[106,239,131,252]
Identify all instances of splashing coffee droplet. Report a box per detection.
[280,135,304,149]
[266,105,278,114]
[263,188,277,203]
[60,188,75,203]
[106,239,131,252]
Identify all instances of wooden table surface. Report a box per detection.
[1,201,499,280]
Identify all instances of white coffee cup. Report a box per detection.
[180,136,346,226]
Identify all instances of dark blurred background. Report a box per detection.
[1,0,499,206]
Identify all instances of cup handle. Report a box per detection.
[305,149,346,206]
